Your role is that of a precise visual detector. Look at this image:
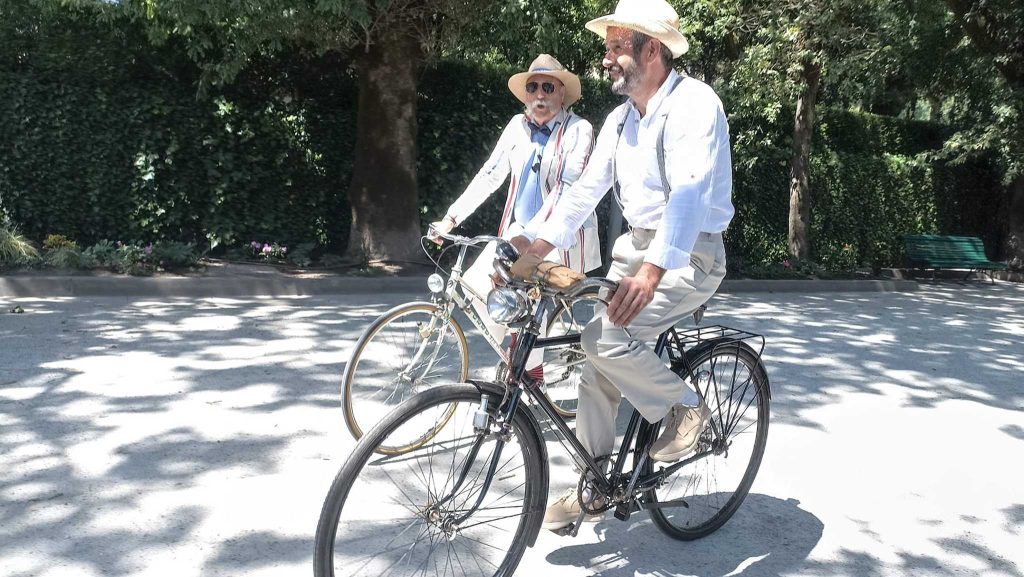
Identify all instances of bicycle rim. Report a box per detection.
[646,343,769,540]
[316,384,545,577]
[342,303,468,454]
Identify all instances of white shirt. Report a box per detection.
[525,70,735,270]
[443,108,603,272]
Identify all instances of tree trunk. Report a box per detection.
[1007,174,1024,270]
[345,24,426,265]
[788,59,821,260]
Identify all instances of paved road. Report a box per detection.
[1,282,1022,577]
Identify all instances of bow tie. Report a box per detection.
[528,122,552,137]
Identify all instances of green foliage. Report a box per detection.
[42,234,77,251]
[81,239,119,268]
[286,242,317,267]
[0,4,1009,274]
[245,240,288,260]
[43,246,82,269]
[152,241,200,269]
[0,224,40,267]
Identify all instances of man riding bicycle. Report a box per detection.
[429,53,601,384]
[511,0,736,531]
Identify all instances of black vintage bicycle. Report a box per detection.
[313,236,771,577]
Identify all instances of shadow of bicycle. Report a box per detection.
[544,494,822,576]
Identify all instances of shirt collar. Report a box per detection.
[526,108,566,132]
[630,69,682,121]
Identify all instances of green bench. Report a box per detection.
[904,234,1007,282]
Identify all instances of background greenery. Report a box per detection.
[0,1,1014,273]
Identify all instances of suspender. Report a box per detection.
[612,74,685,208]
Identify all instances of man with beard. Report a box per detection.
[430,54,600,383]
[511,0,735,530]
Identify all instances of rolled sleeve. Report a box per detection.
[536,108,622,249]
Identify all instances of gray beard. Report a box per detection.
[611,65,642,96]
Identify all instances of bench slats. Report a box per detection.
[904,235,1007,270]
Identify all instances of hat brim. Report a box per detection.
[585,15,689,58]
[508,69,582,108]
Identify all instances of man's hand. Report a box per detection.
[607,263,665,327]
[427,217,455,245]
[509,235,531,256]
[522,238,556,259]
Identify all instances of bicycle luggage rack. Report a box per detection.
[667,324,766,363]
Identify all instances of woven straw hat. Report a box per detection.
[585,0,689,58]
[508,54,582,107]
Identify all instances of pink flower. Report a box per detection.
[783,259,791,269]
[262,245,272,254]
[281,246,287,254]
[144,243,153,255]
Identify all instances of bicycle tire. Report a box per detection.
[341,301,469,455]
[315,382,548,577]
[644,339,770,540]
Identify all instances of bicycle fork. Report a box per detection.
[425,389,522,533]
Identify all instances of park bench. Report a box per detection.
[904,234,1007,282]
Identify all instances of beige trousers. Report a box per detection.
[576,230,727,458]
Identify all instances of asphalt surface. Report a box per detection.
[1,281,1022,577]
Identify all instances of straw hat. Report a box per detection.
[508,54,582,107]
[585,0,689,58]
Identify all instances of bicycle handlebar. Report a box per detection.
[425,226,503,247]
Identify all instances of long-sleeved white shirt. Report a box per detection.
[525,70,735,270]
[443,108,602,272]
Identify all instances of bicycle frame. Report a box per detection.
[432,296,721,526]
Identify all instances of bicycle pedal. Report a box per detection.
[553,523,576,537]
[613,501,637,521]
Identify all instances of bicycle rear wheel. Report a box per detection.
[342,302,468,455]
[644,339,770,540]
[315,383,547,577]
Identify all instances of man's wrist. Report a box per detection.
[526,238,556,258]
[636,263,666,290]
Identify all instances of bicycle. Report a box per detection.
[315,238,770,576]
[340,230,593,455]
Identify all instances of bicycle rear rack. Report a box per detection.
[668,324,766,362]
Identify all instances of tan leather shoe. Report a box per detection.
[649,402,712,462]
[542,487,604,531]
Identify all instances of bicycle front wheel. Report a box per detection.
[342,302,469,454]
[644,339,770,540]
[315,383,547,577]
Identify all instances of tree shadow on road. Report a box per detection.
[545,494,822,576]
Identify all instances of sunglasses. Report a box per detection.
[525,81,557,95]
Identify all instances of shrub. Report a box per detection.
[0,224,39,267]
[152,241,199,269]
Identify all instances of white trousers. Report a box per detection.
[576,230,727,458]
[461,223,552,369]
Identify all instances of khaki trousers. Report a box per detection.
[576,230,727,458]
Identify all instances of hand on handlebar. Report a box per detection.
[509,235,530,255]
[427,218,455,245]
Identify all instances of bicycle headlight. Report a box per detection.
[487,287,528,324]
[426,273,445,293]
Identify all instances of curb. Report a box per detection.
[718,278,918,293]
[0,274,918,298]
[0,275,428,298]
